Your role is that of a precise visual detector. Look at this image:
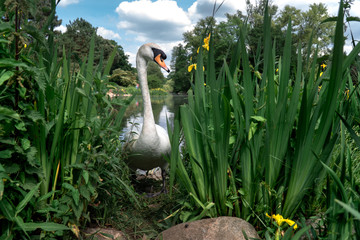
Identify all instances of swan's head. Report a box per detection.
[137,43,170,73]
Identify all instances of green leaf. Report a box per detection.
[290,226,311,240]
[320,160,348,202]
[62,182,76,192]
[72,189,80,206]
[16,222,69,232]
[0,150,12,159]
[75,87,87,97]
[82,170,89,184]
[0,106,21,120]
[251,116,266,122]
[335,199,360,220]
[0,59,29,69]
[21,138,31,151]
[321,17,338,23]
[15,122,26,131]
[62,183,80,206]
[0,198,15,221]
[15,182,41,216]
[79,185,90,201]
[0,71,14,86]
[14,216,30,238]
[248,122,258,141]
[346,16,360,22]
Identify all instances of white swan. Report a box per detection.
[124,43,171,194]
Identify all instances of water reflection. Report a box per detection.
[120,94,187,140]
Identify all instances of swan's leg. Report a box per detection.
[146,168,167,197]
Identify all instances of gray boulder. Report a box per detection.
[158,216,260,240]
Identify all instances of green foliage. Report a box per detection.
[147,61,166,89]
[109,68,137,87]
[56,18,132,73]
[169,43,191,93]
[163,79,174,93]
[0,1,136,238]
[169,1,360,239]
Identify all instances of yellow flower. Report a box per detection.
[202,33,211,51]
[345,89,350,99]
[204,83,206,86]
[284,219,298,230]
[188,64,197,72]
[320,72,323,77]
[266,213,298,230]
[321,63,327,69]
[197,47,200,54]
[318,85,322,92]
[24,43,27,48]
[276,68,279,73]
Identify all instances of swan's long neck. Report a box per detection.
[136,54,157,136]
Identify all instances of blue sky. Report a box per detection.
[56,0,360,68]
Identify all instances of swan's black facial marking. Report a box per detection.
[152,47,170,73]
[152,48,167,61]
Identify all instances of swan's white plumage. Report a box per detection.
[124,43,171,171]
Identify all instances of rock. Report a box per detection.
[158,217,260,240]
[83,227,126,240]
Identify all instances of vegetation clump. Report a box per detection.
[0,0,359,239]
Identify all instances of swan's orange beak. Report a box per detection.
[155,54,170,73]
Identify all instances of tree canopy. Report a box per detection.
[169,1,336,93]
[56,18,132,73]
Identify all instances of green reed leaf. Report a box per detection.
[15,183,41,216]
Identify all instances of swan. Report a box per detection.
[124,43,171,195]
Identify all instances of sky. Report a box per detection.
[55,0,360,69]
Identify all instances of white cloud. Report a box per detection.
[97,27,121,41]
[58,0,80,7]
[125,51,136,68]
[116,0,191,43]
[188,0,246,23]
[54,25,67,33]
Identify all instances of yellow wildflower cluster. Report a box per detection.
[266,213,298,230]
[189,34,211,72]
[151,88,167,93]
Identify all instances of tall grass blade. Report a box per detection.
[336,200,360,220]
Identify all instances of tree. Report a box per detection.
[170,43,191,93]
[298,3,335,55]
[146,61,166,89]
[30,0,62,30]
[109,68,137,87]
[56,18,131,72]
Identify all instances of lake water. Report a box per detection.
[120,94,188,140]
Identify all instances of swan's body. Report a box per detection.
[125,43,171,174]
